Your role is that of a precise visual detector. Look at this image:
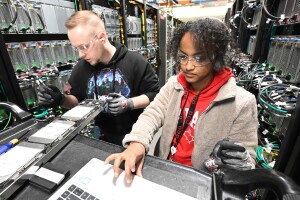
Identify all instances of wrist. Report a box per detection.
[129,142,145,153]
[127,98,134,110]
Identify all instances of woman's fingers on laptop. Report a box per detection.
[104,153,123,178]
[135,156,144,178]
[104,142,146,183]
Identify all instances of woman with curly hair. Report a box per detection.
[105,18,258,184]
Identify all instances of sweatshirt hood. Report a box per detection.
[178,67,233,98]
[103,41,128,67]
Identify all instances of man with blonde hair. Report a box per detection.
[37,10,159,145]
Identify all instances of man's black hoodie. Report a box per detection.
[68,42,159,145]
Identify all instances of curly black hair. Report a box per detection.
[168,17,233,72]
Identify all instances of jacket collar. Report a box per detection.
[213,77,237,102]
[173,76,183,90]
[173,76,237,101]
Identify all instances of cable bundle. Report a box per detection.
[256,145,279,169]
[258,81,299,117]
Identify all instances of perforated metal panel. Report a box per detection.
[15,5,31,33]
[286,43,300,80]
[62,41,76,63]
[277,0,296,17]
[294,51,300,82]
[277,41,293,74]
[22,42,41,70]
[6,43,27,72]
[29,8,45,33]
[295,67,300,82]
[37,41,54,67]
[277,0,287,16]
[285,0,296,16]
[0,2,14,32]
[51,41,66,65]
[292,0,300,15]
[267,40,277,66]
[272,41,284,68]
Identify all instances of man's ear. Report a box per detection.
[99,32,106,41]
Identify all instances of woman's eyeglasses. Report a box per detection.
[177,53,209,67]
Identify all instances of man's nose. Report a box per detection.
[79,51,86,58]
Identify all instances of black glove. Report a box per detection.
[37,85,64,107]
[204,139,254,172]
[107,93,134,115]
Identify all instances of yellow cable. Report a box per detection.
[78,0,82,11]
[119,15,125,44]
[137,4,145,43]
[128,0,138,5]
[154,15,157,45]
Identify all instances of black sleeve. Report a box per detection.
[139,62,160,101]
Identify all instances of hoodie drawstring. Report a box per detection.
[112,61,116,92]
[94,73,98,99]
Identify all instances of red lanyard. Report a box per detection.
[170,89,200,160]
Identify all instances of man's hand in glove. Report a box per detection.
[107,93,134,115]
[37,85,64,107]
[204,139,255,172]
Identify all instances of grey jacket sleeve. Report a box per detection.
[228,92,258,160]
[122,78,173,152]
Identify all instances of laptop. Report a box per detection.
[48,158,197,200]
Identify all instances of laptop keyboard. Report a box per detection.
[57,184,100,200]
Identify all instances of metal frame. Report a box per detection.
[252,0,277,63]
[0,33,25,108]
[0,102,103,198]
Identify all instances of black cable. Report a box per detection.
[19,8,32,32]
[263,0,282,20]
[33,10,45,32]
[241,4,252,25]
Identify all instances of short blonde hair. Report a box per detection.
[65,10,105,34]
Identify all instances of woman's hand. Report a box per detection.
[104,142,146,184]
